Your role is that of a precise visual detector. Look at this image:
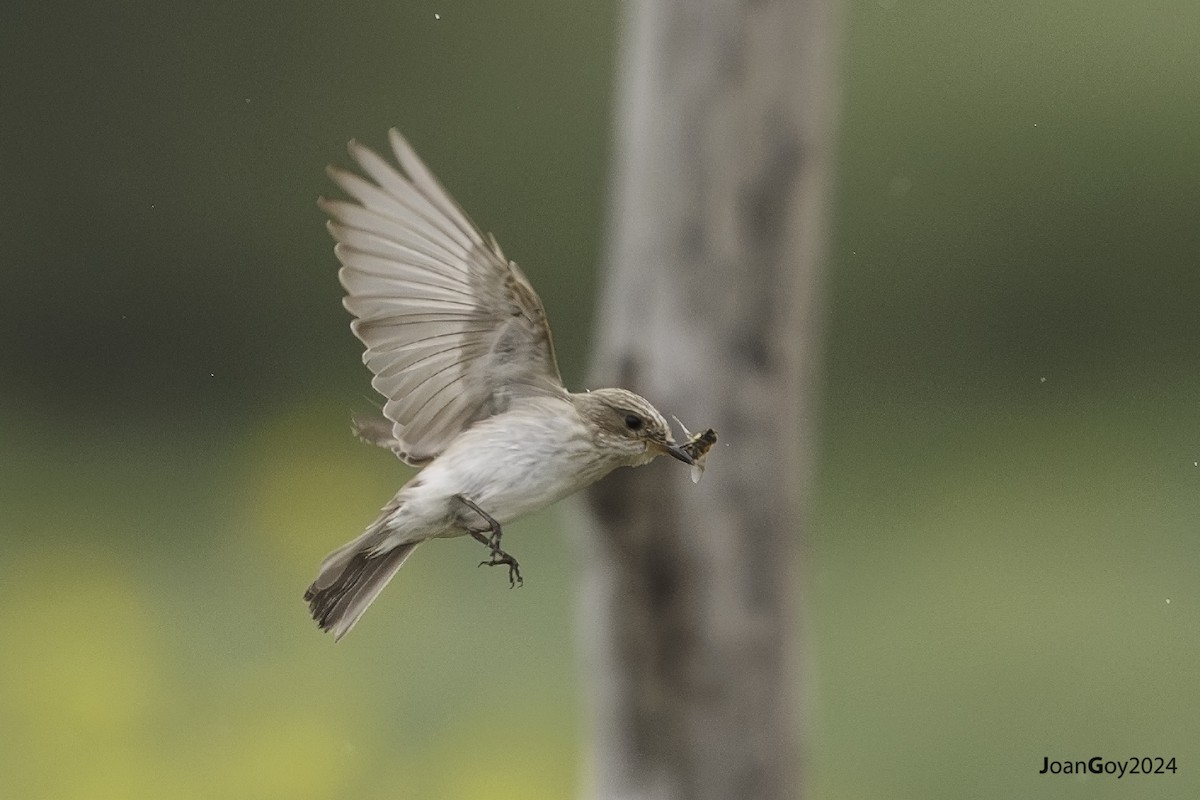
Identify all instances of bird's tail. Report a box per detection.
[304,525,420,641]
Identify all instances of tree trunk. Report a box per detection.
[579,1,837,799]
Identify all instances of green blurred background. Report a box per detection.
[2,2,1197,798]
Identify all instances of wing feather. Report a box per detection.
[327,167,473,255]
[329,226,476,287]
[321,199,473,271]
[323,131,566,465]
[389,130,482,245]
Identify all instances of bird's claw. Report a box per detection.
[477,549,523,587]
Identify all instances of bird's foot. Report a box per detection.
[478,547,523,588]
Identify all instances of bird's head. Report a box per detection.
[575,388,694,468]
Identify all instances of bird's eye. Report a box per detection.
[624,414,644,431]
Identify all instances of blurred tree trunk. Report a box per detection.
[579,1,837,798]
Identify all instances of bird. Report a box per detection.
[303,130,697,640]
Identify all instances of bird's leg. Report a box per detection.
[455,494,503,549]
[453,494,523,587]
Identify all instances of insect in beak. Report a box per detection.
[671,415,718,484]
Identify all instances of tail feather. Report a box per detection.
[304,541,419,640]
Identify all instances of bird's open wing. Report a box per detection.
[320,130,566,466]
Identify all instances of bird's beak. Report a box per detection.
[663,441,695,465]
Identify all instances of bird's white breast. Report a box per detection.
[391,396,616,539]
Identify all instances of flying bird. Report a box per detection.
[304,131,700,640]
